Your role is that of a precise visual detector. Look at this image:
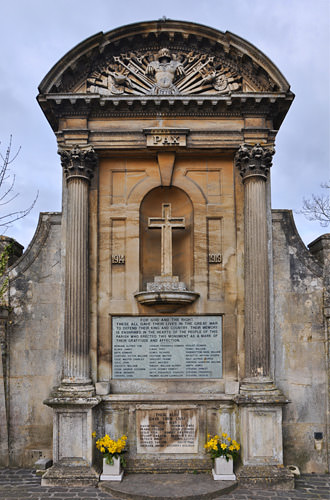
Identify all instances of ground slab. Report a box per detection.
[0,469,329,499]
[99,472,237,499]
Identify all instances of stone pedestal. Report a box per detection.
[212,457,236,480]
[240,404,283,465]
[42,396,101,486]
[100,457,124,481]
[135,275,199,306]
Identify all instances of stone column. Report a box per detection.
[235,144,274,385]
[58,145,97,394]
[235,145,291,480]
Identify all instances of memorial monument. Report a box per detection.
[0,20,328,487]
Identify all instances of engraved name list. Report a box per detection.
[112,316,222,379]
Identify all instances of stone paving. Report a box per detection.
[0,468,329,500]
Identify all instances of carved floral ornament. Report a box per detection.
[235,143,275,181]
[58,145,97,182]
[86,48,241,96]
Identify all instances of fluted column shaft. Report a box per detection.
[59,145,97,387]
[235,144,274,380]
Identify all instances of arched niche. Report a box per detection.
[140,186,193,291]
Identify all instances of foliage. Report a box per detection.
[0,242,13,307]
[298,182,330,227]
[93,432,127,466]
[204,432,240,462]
[0,135,38,231]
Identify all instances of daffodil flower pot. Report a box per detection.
[212,456,236,480]
[100,456,124,481]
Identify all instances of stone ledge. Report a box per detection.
[134,290,199,306]
[102,393,237,402]
[236,465,295,490]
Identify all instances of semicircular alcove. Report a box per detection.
[140,186,193,291]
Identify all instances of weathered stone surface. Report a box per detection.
[272,210,328,473]
[34,457,53,470]
[41,458,99,487]
[236,465,295,489]
[99,472,237,499]
[0,213,62,466]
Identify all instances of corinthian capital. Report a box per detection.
[58,145,97,183]
[235,143,274,181]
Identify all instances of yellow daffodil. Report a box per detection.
[205,432,240,462]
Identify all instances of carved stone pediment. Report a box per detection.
[85,48,242,96]
[39,21,292,98]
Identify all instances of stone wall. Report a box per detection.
[272,210,329,473]
[0,213,63,466]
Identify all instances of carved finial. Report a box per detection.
[58,145,97,183]
[235,143,275,181]
[160,15,168,22]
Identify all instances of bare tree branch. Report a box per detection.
[297,182,330,227]
[0,136,38,232]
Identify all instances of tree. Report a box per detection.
[0,136,38,307]
[0,135,38,232]
[298,182,330,228]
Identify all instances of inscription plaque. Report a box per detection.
[112,315,222,379]
[136,408,198,454]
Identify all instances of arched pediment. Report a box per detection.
[38,20,290,97]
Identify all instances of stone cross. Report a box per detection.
[148,203,185,277]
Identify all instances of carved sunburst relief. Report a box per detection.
[86,47,241,96]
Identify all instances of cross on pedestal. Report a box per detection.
[148,203,185,277]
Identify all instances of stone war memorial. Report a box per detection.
[0,19,329,489]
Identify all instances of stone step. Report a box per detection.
[41,458,99,487]
[99,473,237,500]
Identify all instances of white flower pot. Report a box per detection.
[212,456,236,481]
[100,456,123,481]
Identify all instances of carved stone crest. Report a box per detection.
[87,48,241,96]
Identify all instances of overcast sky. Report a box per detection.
[0,0,329,249]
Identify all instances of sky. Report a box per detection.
[0,0,329,249]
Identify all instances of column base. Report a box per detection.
[44,393,101,465]
[240,377,288,400]
[239,384,290,479]
[57,381,96,398]
[41,458,99,487]
[236,465,295,489]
